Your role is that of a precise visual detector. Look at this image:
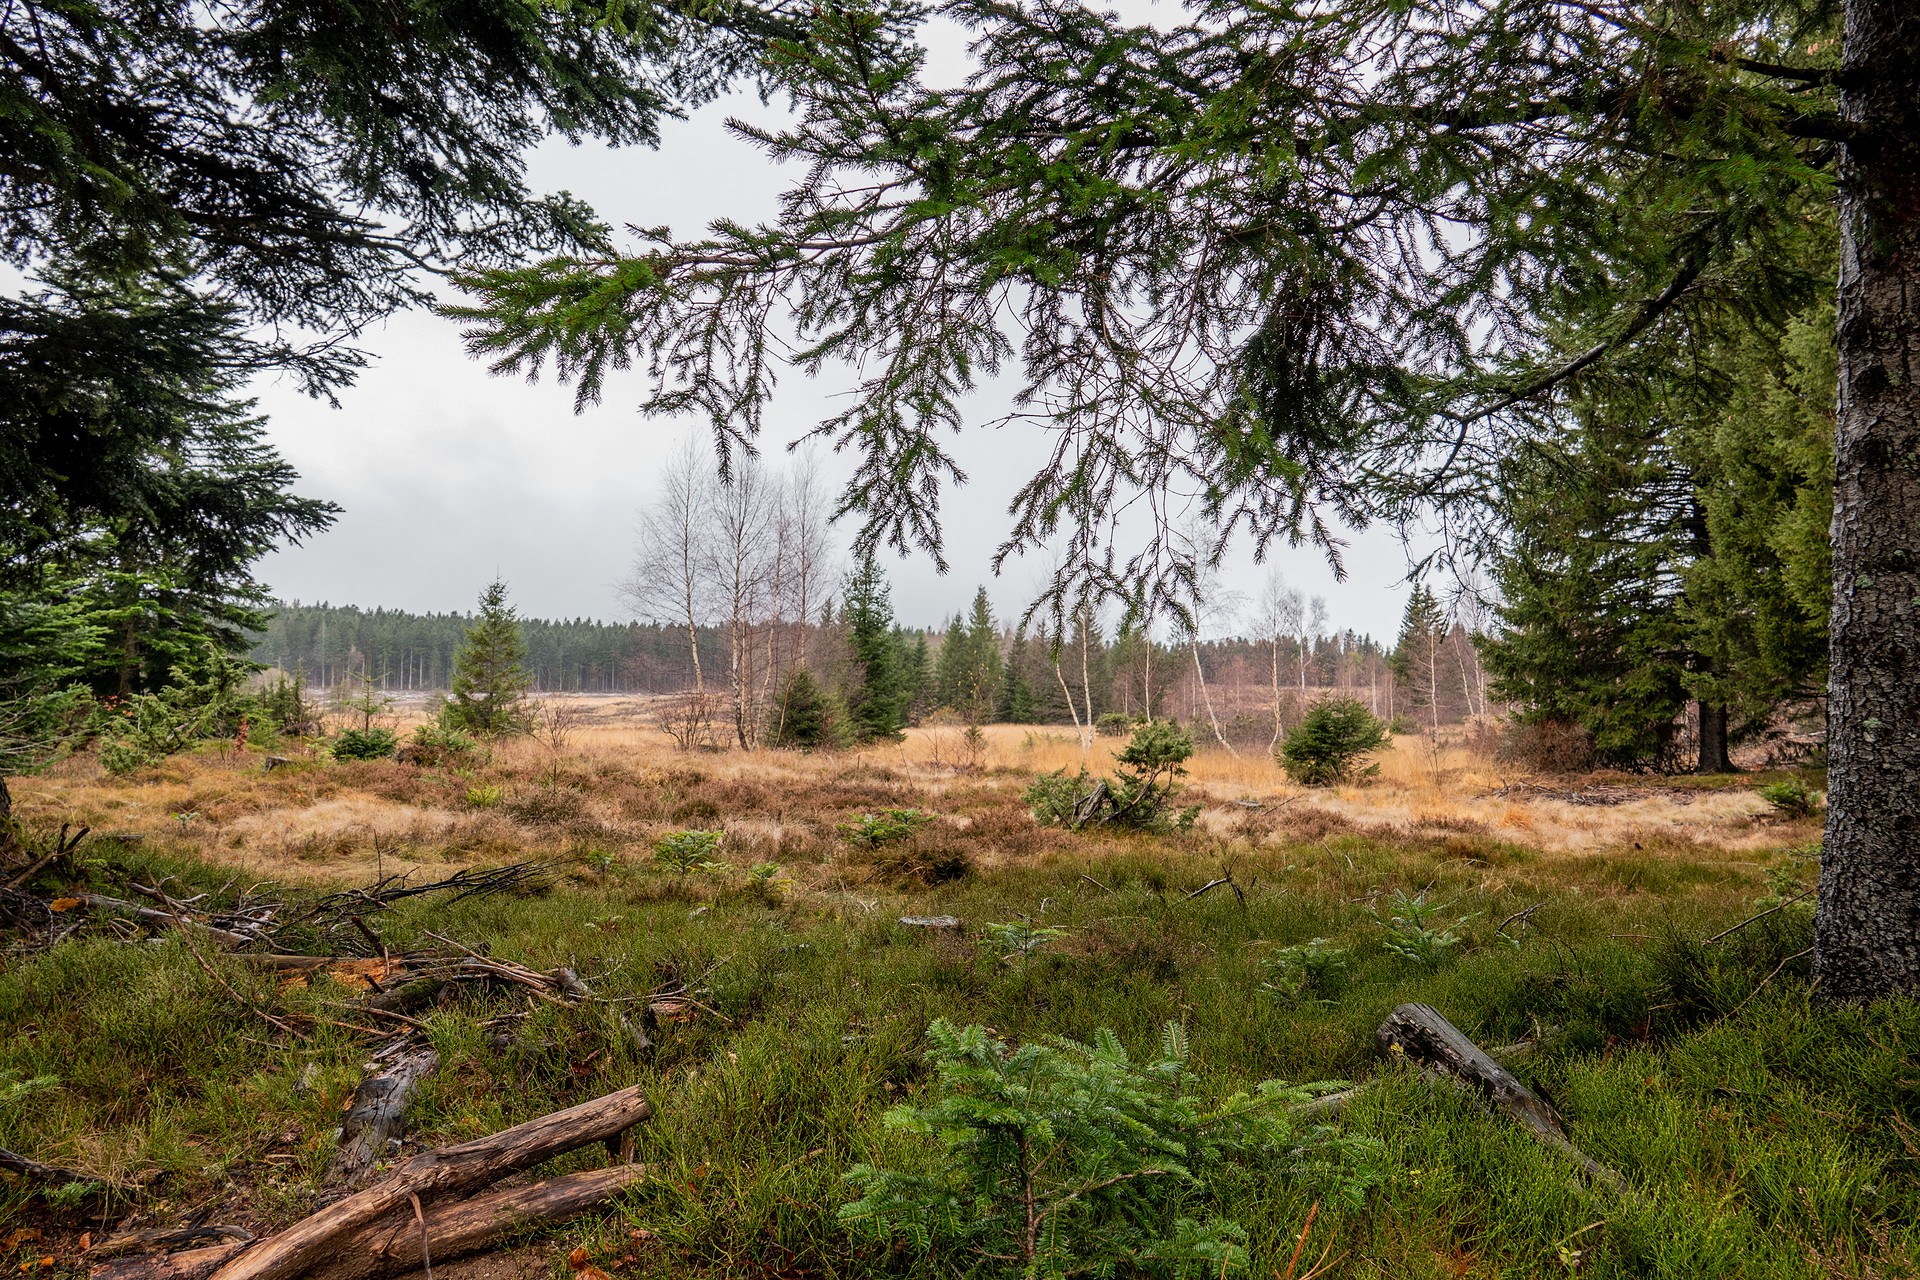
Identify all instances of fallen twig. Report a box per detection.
[1376,1003,1629,1197]
[1702,889,1815,944]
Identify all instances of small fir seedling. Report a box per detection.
[1371,889,1476,967]
[331,726,398,761]
[1259,938,1352,1005]
[654,829,725,874]
[838,1020,1383,1280]
[982,914,1070,963]
[1279,698,1389,786]
[1756,778,1821,819]
[838,808,934,848]
[465,783,505,807]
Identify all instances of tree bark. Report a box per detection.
[1814,0,1920,1001]
[325,1051,439,1187]
[1695,701,1733,774]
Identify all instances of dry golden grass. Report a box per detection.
[11,702,1811,898]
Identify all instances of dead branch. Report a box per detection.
[202,1084,653,1280]
[73,893,254,947]
[3,823,88,890]
[90,1165,650,1280]
[1376,1003,1627,1195]
[0,1146,97,1187]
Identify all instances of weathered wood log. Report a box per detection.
[90,1164,649,1280]
[326,1050,439,1187]
[0,1146,96,1186]
[203,1083,653,1280]
[86,1226,253,1260]
[358,976,444,1016]
[1293,1031,1558,1122]
[1375,1003,1626,1194]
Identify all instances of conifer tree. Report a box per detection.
[995,627,1041,724]
[903,631,933,726]
[1390,586,1448,735]
[442,580,532,737]
[843,555,908,742]
[936,587,1003,723]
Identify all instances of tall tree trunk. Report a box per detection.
[1188,637,1237,756]
[1696,701,1733,774]
[1814,0,1920,1001]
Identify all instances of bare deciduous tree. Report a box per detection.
[623,439,713,695]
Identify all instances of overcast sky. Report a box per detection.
[250,38,1435,641]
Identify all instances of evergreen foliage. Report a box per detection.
[768,667,849,751]
[441,581,533,737]
[1279,698,1388,786]
[1389,586,1447,735]
[839,1020,1380,1279]
[994,628,1043,724]
[330,727,398,761]
[1479,269,1837,767]
[1027,720,1199,833]
[936,587,1003,722]
[843,556,909,742]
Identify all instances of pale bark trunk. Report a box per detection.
[1813,0,1920,1000]
[1189,638,1237,756]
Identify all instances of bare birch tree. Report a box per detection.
[707,457,778,749]
[1255,571,1304,753]
[623,438,713,695]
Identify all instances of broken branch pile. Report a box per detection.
[92,1085,654,1280]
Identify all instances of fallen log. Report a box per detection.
[203,1083,653,1280]
[1375,1003,1626,1194]
[326,1050,440,1187]
[0,1146,96,1187]
[90,1164,649,1280]
[86,1226,253,1261]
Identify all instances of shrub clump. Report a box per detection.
[403,723,480,767]
[1278,698,1388,786]
[768,668,851,751]
[837,808,934,848]
[1027,720,1199,832]
[654,829,725,874]
[1757,777,1821,818]
[840,1020,1381,1280]
[330,726,398,761]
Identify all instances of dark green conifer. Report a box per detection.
[442,581,532,737]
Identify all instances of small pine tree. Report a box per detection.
[1280,698,1389,786]
[844,555,909,741]
[769,667,849,750]
[441,580,532,737]
[1390,584,1447,733]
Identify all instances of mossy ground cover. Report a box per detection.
[0,741,1898,1279]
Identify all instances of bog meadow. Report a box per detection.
[3,0,1918,1278]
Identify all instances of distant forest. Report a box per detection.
[248,602,728,693]
[245,600,1452,741]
